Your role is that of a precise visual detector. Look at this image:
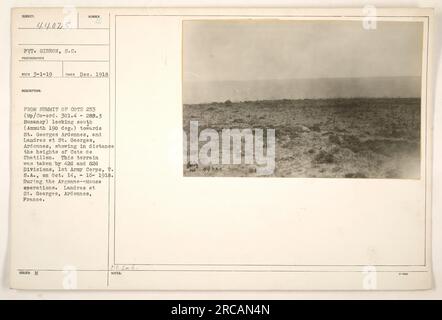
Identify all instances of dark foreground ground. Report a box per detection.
[183,98,421,178]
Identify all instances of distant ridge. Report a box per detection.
[183,76,421,104]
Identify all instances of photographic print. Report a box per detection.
[182,20,423,178]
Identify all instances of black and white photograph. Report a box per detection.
[3,4,438,296]
[182,20,423,178]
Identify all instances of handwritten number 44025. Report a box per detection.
[36,22,64,29]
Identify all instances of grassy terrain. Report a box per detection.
[183,98,421,178]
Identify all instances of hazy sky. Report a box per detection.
[183,20,423,82]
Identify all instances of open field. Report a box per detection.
[183,98,421,178]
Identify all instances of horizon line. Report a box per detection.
[183,96,421,105]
